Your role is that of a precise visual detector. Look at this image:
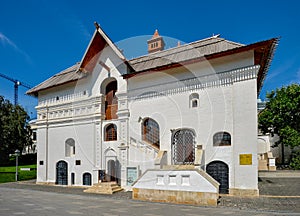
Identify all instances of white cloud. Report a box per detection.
[0,32,18,49]
[0,32,31,63]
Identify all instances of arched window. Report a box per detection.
[213,132,231,146]
[189,93,199,108]
[71,173,75,185]
[172,129,195,165]
[105,124,117,141]
[142,118,160,148]
[105,80,118,120]
[65,138,75,157]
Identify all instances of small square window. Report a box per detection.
[39,161,44,165]
[76,160,81,165]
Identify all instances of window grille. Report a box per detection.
[172,129,195,164]
[142,118,160,148]
[105,124,117,141]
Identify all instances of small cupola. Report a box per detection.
[147,29,165,53]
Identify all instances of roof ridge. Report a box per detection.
[129,36,240,64]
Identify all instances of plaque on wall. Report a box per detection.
[127,167,137,185]
[239,154,252,165]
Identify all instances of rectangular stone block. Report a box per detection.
[132,188,218,206]
[229,188,259,197]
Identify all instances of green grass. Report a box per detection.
[0,164,37,183]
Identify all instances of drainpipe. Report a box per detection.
[45,106,49,182]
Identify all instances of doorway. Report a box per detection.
[56,160,68,185]
[107,160,116,182]
[206,161,229,194]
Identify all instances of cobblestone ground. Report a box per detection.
[258,177,300,196]
[218,177,300,213]
[1,177,299,214]
[219,196,300,213]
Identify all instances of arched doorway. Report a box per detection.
[172,129,195,165]
[107,160,116,182]
[83,172,92,186]
[206,161,229,194]
[56,161,68,185]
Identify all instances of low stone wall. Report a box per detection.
[132,168,219,206]
[133,188,218,206]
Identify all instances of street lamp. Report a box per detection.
[15,149,20,182]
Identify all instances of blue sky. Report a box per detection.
[0,0,299,119]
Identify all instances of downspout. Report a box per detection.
[45,105,49,182]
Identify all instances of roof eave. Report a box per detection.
[123,38,279,92]
[26,75,86,96]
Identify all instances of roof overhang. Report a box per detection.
[123,38,279,94]
[27,22,134,96]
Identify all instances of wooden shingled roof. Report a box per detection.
[127,36,243,74]
[125,37,278,94]
[26,62,86,96]
[26,24,278,96]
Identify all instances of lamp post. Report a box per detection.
[15,149,20,182]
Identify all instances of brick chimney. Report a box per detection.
[147,29,165,53]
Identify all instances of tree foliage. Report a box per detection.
[258,83,300,150]
[258,84,300,149]
[0,96,32,164]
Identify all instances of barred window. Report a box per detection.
[142,118,160,148]
[172,129,195,165]
[105,124,117,141]
[213,132,231,146]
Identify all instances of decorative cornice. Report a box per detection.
[127,65,260,100]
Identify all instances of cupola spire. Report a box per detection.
[147,29,165,53]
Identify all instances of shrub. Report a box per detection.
[290,151,300,170]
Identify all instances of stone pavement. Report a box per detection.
[1,186,294,216]
[0,171,299,214]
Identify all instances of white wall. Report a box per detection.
[36,44,128,185]
[127,51,258,191]
[232,79,258,190]
[36,42,259,192]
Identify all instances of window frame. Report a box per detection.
[105,124,118,141]
[65,138,75,157]
[213,132,231,146]
[189,93,199,108]
[172,129,196,165]
[142,118,160,148]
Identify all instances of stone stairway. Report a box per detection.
[83,182,123,194]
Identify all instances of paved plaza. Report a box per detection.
[0,172,299,215]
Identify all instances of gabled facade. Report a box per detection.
[27,23,277,197]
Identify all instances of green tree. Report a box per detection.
[0,96,32,165]
[258,83,300,167]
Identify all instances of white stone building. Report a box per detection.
[27,23,277,197]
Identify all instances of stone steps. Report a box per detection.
[83,182,123,194]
